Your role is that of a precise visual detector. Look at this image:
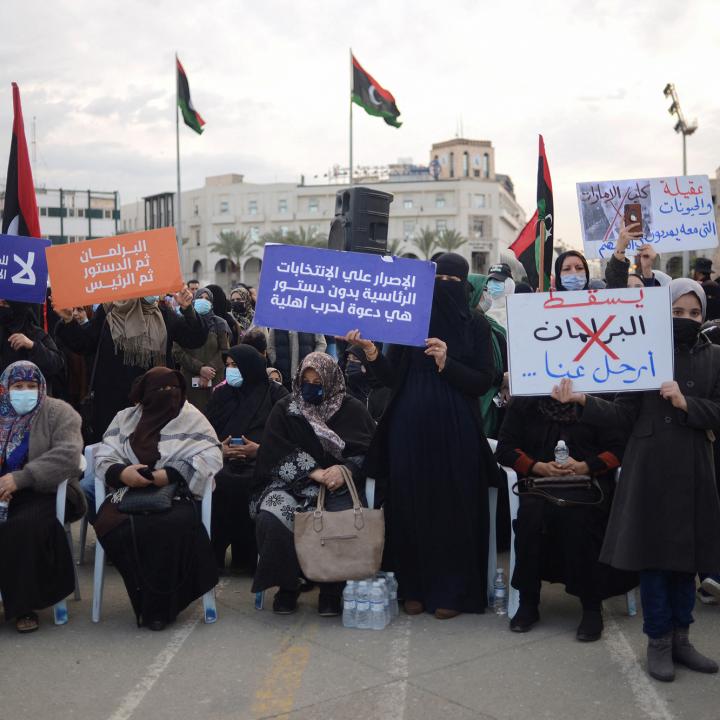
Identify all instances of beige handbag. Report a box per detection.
[294,466,384,582]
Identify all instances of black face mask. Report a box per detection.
[301,382,324,405]
[231,301,247,315]
[673,317,701,348]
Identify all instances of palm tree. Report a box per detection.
[209,230,259,284]
[437,228,467,253]
[280,226,325,248]
[260,229,287,245]
[386,238,406,257]
[413,227,438,260]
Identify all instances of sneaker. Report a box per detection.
[700,577,720,603]
[273,589,299,615]
[317,594,342,617]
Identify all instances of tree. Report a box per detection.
[209,230,259,283]
[413,226,438,260]
[278,226,325,248]
[437,228,467,253]
[386,238,406,257]
[260,229,287,245]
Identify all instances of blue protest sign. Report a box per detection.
[0,234,51,303]
[254,245,436,347]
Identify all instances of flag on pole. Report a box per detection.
[2,83,40,237]
[351,54,402,128]
[535,135,554,291]
[509,209,539,287]
[176,56,205,135]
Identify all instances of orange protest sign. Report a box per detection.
[46,228,184,309]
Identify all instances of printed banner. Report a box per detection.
[0,234,50,303]
[46,228,183,309]
[506,286,673,395]
[253,245,435,346]
[576,175,717,259]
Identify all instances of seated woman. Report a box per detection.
[251,352,376,616]
[206,345,288,573]
[95,367,222,630]
[496,394,633,641]
[0,361,85,633]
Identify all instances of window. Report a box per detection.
[77,208,84,217]
[68,208,75,217]
[463,151,469,177]
[280,225,289,237]
[40,207,47,216]
[449,152,454,178]
[471,217,484,237]
[436,220,447,232]
[250,226,260,241]
[473,169,480,177]
[278,198,288,213]
[473,194,486,209]
[219,200,229,214]
[403,198,413,209]
[193,201,199,216]
[248,200,258,215]
[195,229,200,247]
[104,209,112,219]
[435,195,446,209]
[482,153,490,178]
[308,198,319,213]
[403,221,415,240]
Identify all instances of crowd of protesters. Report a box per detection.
[0,234,718,686]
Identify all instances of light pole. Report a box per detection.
[663,83,698,277]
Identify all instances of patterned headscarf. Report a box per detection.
[0,361,47,464]
[292,352,346,458]
[230,286,255,332]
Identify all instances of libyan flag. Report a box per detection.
[177,56,205,134]
[509,135,554,290]
[352,54,402,128]
[2,83,40,237]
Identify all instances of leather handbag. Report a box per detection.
[512,474,604,508]
[294,466,384,582]
[112,483,178,514]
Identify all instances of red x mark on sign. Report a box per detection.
[572,316,620,362]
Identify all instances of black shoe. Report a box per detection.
[576,608,604,642]
[273,589,299,615]
[510,604,540,633]
[317,594,342,617]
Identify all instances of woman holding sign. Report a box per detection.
[552,278,720,682]
[350,253,500,619]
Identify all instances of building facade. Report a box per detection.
[0,186,120,244]
[120,138,528,290]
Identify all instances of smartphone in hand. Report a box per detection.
[230,437,245,446]
[624,203,644,236]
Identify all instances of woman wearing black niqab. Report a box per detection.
[353,252,500,618]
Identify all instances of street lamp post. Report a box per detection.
[663,83,698,277]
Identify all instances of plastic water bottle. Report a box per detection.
[370,581,386,629]
[386,572,399,619]
[378,578,390,627]
[342,581,357,628]
[494,569,507,616]
[0,500,7,523]
[356,581,371,629]
[554,440,569,466]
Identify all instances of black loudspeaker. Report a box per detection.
[327,186,394,254]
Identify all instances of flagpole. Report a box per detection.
[349,47,353,186]
[175,53,183,254]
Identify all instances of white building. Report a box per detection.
[0,186,120,244]
[120,138,527,290]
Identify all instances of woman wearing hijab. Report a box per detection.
[552,279,720,681]
[251,352,376,616]
[229,286,256,343]
[173,287,230,413]
[55,289,206,443]
[0,361,84,633]
[0,299,64,393]
[554,250,590,292]
[94,367,222,630]
[206,345,288,573]
[349,253,500,619]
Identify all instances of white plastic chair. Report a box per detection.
[90,443,218,624]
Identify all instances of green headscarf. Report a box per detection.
[468,274,488,310]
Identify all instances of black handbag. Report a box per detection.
[512,475,605,508]
[112,483,179,514]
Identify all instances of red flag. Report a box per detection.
[509,209,539,285]
[2,83,40,238]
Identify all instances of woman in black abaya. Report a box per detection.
[205,344,288,572]
[350,252,500,619]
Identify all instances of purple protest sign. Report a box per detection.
[0,234,51,303]
[253,245,435,347]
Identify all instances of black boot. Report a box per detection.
[510,603,540,633]
[576,600,603,642]
[273,588,300,615]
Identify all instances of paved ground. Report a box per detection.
[2,529,719,720]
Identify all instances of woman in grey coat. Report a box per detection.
[552,278,720,683]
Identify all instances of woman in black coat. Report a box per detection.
[552,278,720,682]
[350,253,500,619]
[205,344,288,572]
[496,396,634,641]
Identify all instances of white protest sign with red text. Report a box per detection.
[507,287,673,396]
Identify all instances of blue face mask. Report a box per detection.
[301,382,324,405]
[561,273,586,291]
[143,296,159,305]
[10,389,39,415]
[193,298,212,315]
[487,279,505,298]
[225,367,244,387]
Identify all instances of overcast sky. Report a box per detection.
[2,0,719,248]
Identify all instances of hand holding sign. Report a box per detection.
[659,380,687,412]
[550,378,586,405]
